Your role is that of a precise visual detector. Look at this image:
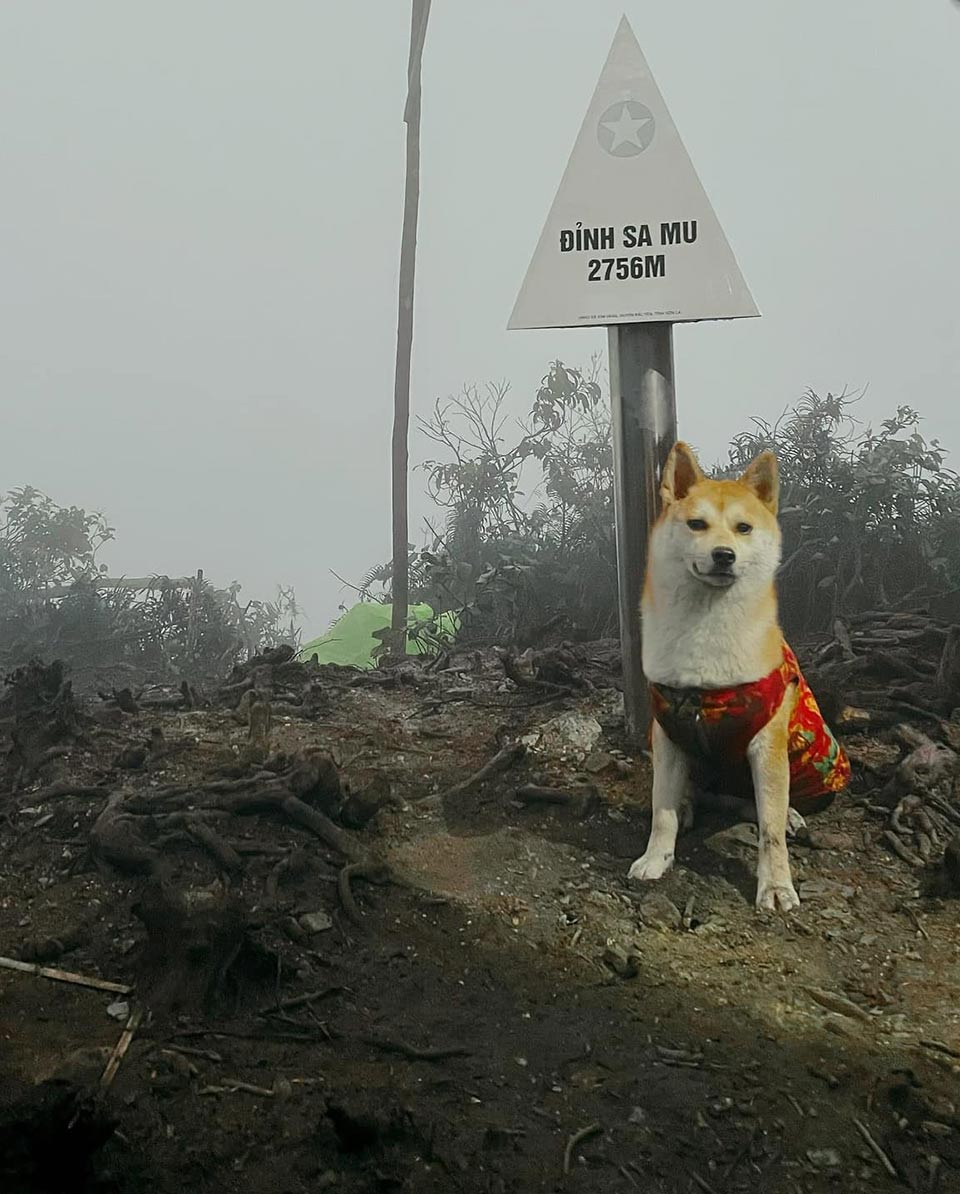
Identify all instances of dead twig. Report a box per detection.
[882,830,925,869]
[904,905,930,940]
[495,647,573,696]
[919,1039,960,1059]
[363,1035,472,1062]
[689,1173,722,1194]
[100,1006,143,1087]
[209,786,367,863]
[804,986,873,1023]
[656,1045,705,1064]
[338,862,391,926]
[0,954,131,994]
[159,1044,223,1063]
[927,793,960,827]
[442,742,526,802]
[172,1026,330,1043]
[514,784,596,817]
[199,1079,276,1097]
[258,988,345,1016]
[281,795,367,862]
[185,818,244,873]
[23,781,109,802]
[852,1117,899,1180]
[563,1122,602,1176]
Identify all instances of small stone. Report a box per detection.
[805,830,856,852]
[299,911,333,934]
[807,1149,842,1169]
[283,917,308,944]
[628,1106,647,1125]
[638,894,682,931]
[584,751,616,774]
[798,877,855,901]
[921,1120,954,1138]
[824,1013,860,1038]
[818,905,852,922]
[529,711,603,758]
[693,919,730,936]
[704,823,758,861]
[107,1000,130,1021]
[601,947,639,979]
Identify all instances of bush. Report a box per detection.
[0,486,300,678]
[722,390,960,635]
[365,372,960,646]
[362,358,619,646]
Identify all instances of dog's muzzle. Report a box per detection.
[692,561,737,587]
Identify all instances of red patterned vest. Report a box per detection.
[649,643,850,814]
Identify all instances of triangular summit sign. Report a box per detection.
[508,17,758,330]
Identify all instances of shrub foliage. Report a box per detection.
[366,371,960,645]
[0,486,299,678]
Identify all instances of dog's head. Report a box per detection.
[649,442,781,594]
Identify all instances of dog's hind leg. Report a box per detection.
[746,692,800,913]
[628,722,692,883]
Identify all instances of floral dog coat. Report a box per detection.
[649,643,850,814]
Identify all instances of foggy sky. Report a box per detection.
[2,1,959,639]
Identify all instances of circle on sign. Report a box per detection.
[597,100,655,157]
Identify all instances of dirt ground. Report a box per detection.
[1,642,959,1193]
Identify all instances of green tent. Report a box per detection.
[298,602,458,670]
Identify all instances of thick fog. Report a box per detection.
[2,1,958,638]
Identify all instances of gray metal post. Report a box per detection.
[609,322,677,749]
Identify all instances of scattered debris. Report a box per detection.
[601,947,639,979]
[100,1006,143,1087]
[514,782,598,817]
[0,955,131,995]
[638,893,682,932]
[563,1121,602,1176]
[804,987,873,1024]
[852,1117,900,1180]
[299,910,333,934]
[522,711,602,759]
[1,618,959,1193]
[441,741,526,802]
[362,1036,472,1063]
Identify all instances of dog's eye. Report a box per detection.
[736,522,753,534]
[686,519,707,531]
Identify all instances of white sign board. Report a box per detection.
[509,16,758,330]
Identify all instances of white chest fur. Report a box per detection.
[642,584,776,689]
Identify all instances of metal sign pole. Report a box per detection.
[609,322,677,749]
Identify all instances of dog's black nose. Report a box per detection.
[711,546,736,568]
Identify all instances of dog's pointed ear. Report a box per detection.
[740,451,779,514]
[660,442,704,506]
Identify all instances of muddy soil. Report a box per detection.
[1,647,958,1193]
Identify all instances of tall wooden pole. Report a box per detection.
[389,0,431,658]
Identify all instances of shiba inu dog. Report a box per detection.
[629,442,850,912]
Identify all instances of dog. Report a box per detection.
[628,442,850,912]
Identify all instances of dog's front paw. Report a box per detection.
[627,850,674,883]
[755,881,800,913]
